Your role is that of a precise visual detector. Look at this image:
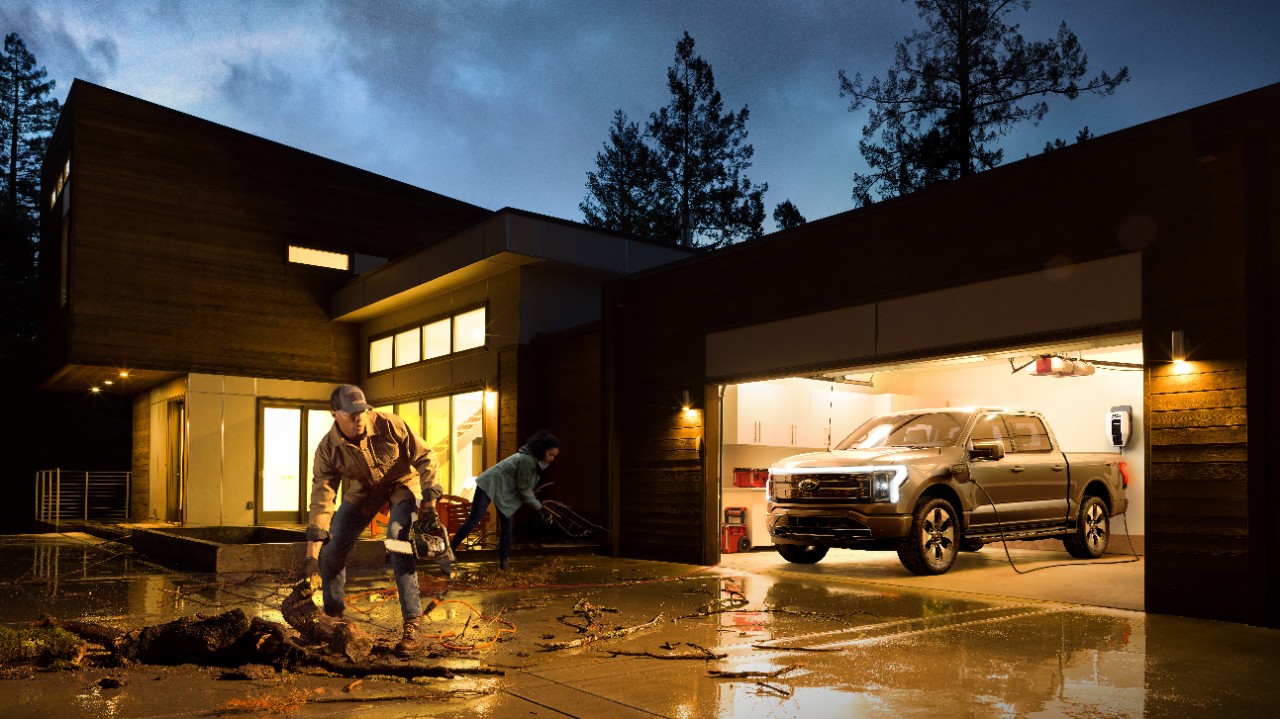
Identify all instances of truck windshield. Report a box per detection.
[833,411,971,449]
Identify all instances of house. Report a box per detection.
[38,79,1279,627]
[37,80,689,529]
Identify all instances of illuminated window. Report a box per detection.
[287,245,350,271]
[395,327,421,366]
[454,307,486,352]
[423,318,451,359]
[368,305,487,374]
[369,336,393,373]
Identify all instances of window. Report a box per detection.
[395,327,421,365]
[259,405,332,522]
[288,245,350,271]
[1008,416,1053,453]
[367,392,487,497]
[423,319,451,360]
[454,307,486,352]
[369,336,394,373]
[368,305,488,373]
[970,414,1014,453]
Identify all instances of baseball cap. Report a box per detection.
[330,384,372,413]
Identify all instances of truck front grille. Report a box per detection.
[772,474,871,501]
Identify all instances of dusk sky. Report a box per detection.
[5,1,1280,231]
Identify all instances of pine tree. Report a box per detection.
[581,32,767,249]
[839,0,1128,206]
[772,200,806,231]
[1,33,61,218]
[580,110,664,240]
[0,33,60,339]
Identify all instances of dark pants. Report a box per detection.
[450,488,514,560]
[320,499,421,619]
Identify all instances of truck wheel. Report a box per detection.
[897,497,959,575]
[1063,495,1110,559]
[776,544,828,564]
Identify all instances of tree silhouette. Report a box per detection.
[772,200,806,231]
[0,33,60,340]
[582,32,767,248]
[839,0,1128,206]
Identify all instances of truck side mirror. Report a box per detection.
[969,440,1005,461]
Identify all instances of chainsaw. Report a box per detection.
[384,513,455,577]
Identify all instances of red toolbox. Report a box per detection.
[724,506,746,525]
[721,525,750,554]
[733,468,769,488]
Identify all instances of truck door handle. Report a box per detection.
[1052,465,1066,472]
[1010,466,1026,473]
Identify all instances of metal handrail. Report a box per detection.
[34,469,131,530]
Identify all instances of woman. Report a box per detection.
[450,429,559,570]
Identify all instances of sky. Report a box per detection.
[4,0,1280,231]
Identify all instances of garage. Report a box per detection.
[605,84,1275,626]
[714,334,1145,580]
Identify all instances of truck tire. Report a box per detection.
[776,544,828,564]
[897,497,959,575]
[1063,495,1110,559]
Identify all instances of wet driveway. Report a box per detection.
[0,532,1276,718]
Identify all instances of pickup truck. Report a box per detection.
[766,407,1129,575]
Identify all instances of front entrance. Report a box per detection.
[258,403,331,523]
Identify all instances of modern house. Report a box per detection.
[38,79,1278,627]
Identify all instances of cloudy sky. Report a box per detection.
[5,1,1280,230]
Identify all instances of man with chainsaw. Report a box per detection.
[302,384,443,656]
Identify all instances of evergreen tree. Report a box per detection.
[0,33,59,340]
[1,33,60,218]
[1041,125,1094,154]
[839,0,1128,206]
[580,110,664,240]
[772,199,806,231]
[582,32,767,249]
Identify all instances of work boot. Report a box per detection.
[394,616,422,656]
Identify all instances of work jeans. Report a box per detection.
[320,498,421,620]
[450,488,515,560]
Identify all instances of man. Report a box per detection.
[302,384,442,655]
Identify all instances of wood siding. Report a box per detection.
[130,394,149,521]
[609,84,1280,624]
[38,81,491,389]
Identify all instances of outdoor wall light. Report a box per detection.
[1171,330,1192,374]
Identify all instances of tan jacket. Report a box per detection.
[307,410,440,533]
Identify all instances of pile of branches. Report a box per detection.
[2,577,502,681]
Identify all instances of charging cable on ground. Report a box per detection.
[970,480,1140,575]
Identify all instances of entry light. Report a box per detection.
[1171,330,1192,374]
[90,386,101,393]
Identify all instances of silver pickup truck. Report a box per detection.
[766,407,1129,575]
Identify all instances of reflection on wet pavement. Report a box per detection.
[0,533,1276,718]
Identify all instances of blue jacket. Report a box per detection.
[476,446,543,516]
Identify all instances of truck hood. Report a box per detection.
[770,447,959,470]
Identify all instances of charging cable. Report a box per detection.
[970,479,1140,574]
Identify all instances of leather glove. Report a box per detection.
[417,503,441,531]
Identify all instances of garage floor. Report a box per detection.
[3,533,1274,719]
[720,543,1144,611]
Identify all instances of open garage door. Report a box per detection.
[713,334,1144,605]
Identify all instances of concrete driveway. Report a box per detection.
[0,533,1274,718]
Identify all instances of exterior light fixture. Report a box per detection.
[90,386,101,393]
[103,380,113,385]
[118,370,130,378]
[1171,330,1192,375]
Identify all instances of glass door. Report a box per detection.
[259,404,331,523]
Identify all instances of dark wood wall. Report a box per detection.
[38,80,491,388]
[609,84,1279,625]
[519,323,608,535]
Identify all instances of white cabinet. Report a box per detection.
[730,380,829,448]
